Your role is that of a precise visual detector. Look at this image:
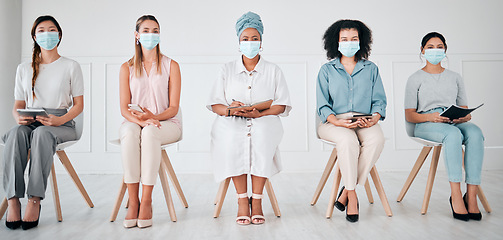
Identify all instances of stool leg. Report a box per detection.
[326,164,342,219]
[397,146,432,202]
[421,146,441,215]
[214,178,231,218]
[56,151,94,208]
[461,149,492,213]
[0,198,7,220]
[110,178,127,222]
[214,180,226,205]
[311,148,337,206]
[162,150,188,208]
[370,166,393,217]
[159,162,177,222]
[265,179,281,217]
[50,163,63,222]
[364,179,374,204]
[477,186,492,213]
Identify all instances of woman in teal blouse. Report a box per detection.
[316,19,386,223]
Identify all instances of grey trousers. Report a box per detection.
[2,109,76,200]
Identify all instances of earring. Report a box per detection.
[136,39,139,45]
[260,47,263,52]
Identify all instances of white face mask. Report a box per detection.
[423,49,446,65]
[338,41,360,57]
[36,32,60,50]
[139,33,160,50]
[240,41,261,59]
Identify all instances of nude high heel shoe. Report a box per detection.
[236,193,251,225]
[137,206,153,228]
[250,193,265,224]
[123,218,137,228]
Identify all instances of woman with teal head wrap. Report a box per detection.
[207,12,292,226]
[235,11,264,39]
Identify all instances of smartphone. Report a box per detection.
[349,114,373,122]
[128,104,144,113]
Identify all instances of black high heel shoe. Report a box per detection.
[334,186,346,212]
[463,193,482,221]
[345,198,359,223]
[5,208,22,230]
[449,197,469,221]
[21,205,41,230]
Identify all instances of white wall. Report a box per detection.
[9,0,503,174]
[0,0,22,172]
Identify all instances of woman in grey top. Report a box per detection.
[404,32,483,221]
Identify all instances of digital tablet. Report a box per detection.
[17,109,49,118]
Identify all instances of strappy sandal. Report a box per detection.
[250,193,265,224]
[236,193,251,225]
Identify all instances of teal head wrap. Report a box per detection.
[235,11,264,39]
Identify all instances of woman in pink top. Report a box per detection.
[118,15,182,229]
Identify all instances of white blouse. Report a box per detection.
[207,57,291,182]
[14,57,84,109]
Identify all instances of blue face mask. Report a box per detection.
[423,49,445,65]
[338,41,360,57]
[35,32,60,50]
[139,33,160,50]
[240,41,261,59]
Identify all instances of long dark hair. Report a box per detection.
[31,15,62,98]
[323,19,372,61]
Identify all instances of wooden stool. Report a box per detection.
[109,143,188,222]
[398,121,492,214]
[310,145,393,218]
[0,114,93,222]
[213,178,281,218]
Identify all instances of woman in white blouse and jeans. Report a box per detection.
[207,12,291,225]
[2,16,84,230]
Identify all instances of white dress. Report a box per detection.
[207,57,291,182]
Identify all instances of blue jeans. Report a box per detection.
[414,108,484,185]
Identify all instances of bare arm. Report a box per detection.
[119,62,144,125]
[12,100,35,125]
[234,105,286,118]
[153,60,181,121]
[405,108,450,123]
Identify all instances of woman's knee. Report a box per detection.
[5,125,31,141]
[120,123,141,140]
[141,125,159,140]
[31,127,54,141]
[443,127,463,144]
[462,124,484,142]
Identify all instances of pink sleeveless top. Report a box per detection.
[129,55,181,127]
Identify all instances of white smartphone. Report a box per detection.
[128,104,144,113]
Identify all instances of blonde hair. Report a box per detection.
[128,15,162,77]
[31,15,62,98]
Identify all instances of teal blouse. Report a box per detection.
[316,58,387,123]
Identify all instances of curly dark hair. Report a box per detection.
[323,19,372,61]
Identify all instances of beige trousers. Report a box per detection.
[318,121,384,190]
[119,120,182,185]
